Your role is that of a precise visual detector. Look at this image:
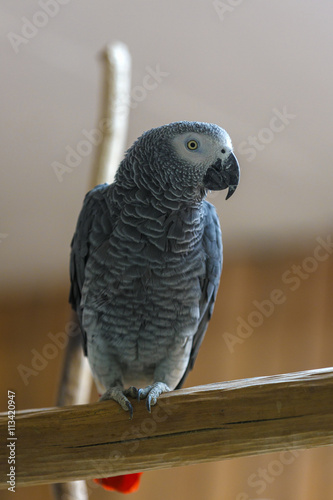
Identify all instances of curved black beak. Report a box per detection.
[203,152,240,200]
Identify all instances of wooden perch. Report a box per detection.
[1,367,332,489]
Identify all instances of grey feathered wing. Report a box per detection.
[175,200,223,389]
[69,183,112,354]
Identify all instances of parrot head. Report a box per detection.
[120,121,240,201]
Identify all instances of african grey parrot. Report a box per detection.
[69,121,240,419]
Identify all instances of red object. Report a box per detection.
[94,473,143,493]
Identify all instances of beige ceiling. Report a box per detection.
[1,1,333,290]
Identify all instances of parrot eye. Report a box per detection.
[186,140,199,151]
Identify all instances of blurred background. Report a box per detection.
[1,1,332,499]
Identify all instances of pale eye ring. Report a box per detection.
[186,139,199,150]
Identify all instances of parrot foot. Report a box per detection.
[137,382,171,412]
[99,386,139,419]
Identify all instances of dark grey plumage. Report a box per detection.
[69,121,239,415]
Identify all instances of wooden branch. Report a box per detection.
[52,43,131,499]
[91,41,131,186]
[1,368,332,489]
[55,313,92,408]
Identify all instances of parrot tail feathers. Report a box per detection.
[94,473,143,493]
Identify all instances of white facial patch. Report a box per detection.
[171,132,232,169]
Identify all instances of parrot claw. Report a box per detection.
[137,388,144,402]
[137,382,170,412]
[126,401,134,420]
[99,387,137,419]
[124,386,139,399]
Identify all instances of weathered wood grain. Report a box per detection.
[1,367,332,489]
